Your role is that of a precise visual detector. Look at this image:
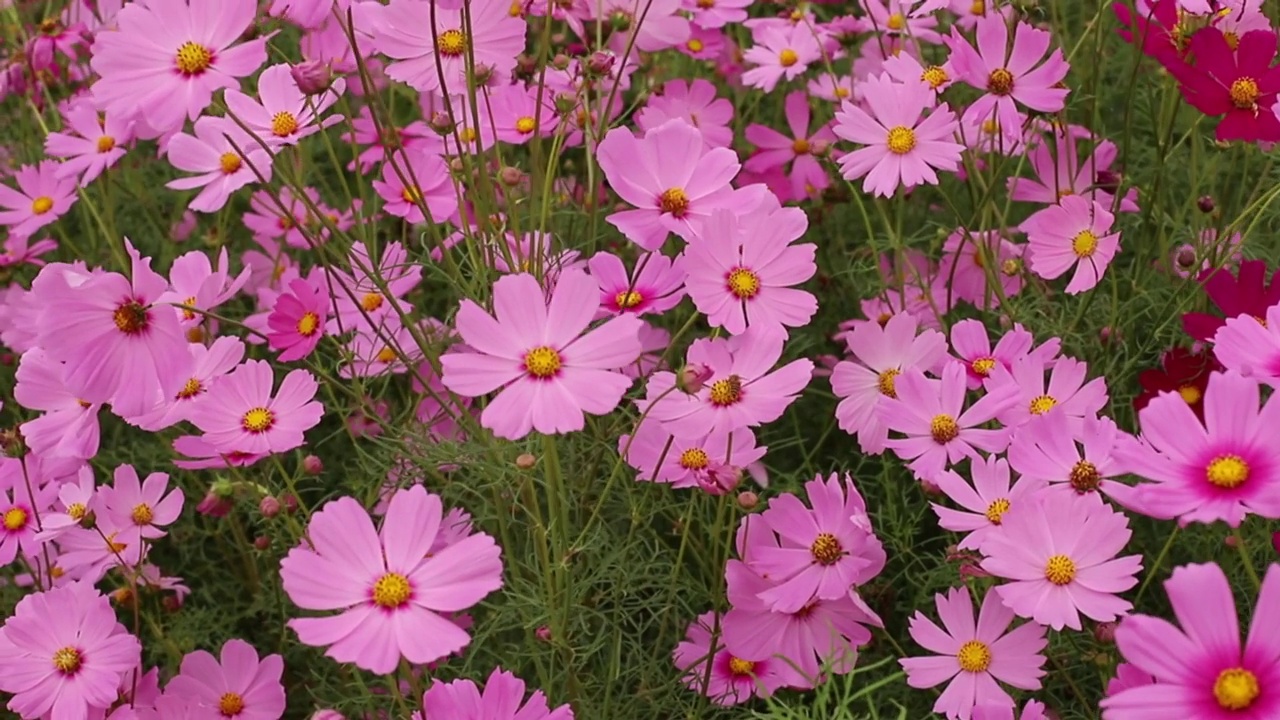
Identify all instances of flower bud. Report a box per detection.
[290,60,335,95]
[1225,534,1239,548]
[1272,531,1280,556]
[551,53,571,71]
[516,453,537,469]
[197,492,232,518]
[809,139,831,157]
[253,536,270,551]
[259,496,281,518]
[473,63,495,85]
[1093,621,1117,644]
[1197,195,1216,213]
[737,491,758,510]
[553,92,577,115]
[586,51,615,77]
[1176,247,1197,269]
[515,53,538,79]
[282,493,300,514]
[696,462,742,496]
[609,11,632,31]
[302,454,323,475]
[171,210,196,242]
[677,363,713,394]
[499,166,525,187]
[535,626,552,642]
[430,111,456,136]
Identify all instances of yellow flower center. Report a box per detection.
[515,116,537,134]
[401,185,422,204]
[131,503,153,526]
[180,295,198,322]
[835,86,850,98]
[67,503,86,520]
[1214,668,1260,710]
[810,532,843,565]
[971,357,996,376]
[878,368,900,398]
[361,293,384,312]
[297,311,320,337]
[726,268,761,299]
[376,347,398,364]
[1001,258,1022,276]
[1072,230,1098,258]
[1070,460,1101,493]
[687,38,705,52]
[52,647,81,674]
[956,640,991,673]
[1206,454,1249,489]
[1029,395,1057,415]
[697,0,715,7]
[219,152,242,174]
[31,196,53,214]
[242,407,275,433]
[778,48,799,67]
[708,376,743,406]
[886,12,905,30]
[921,65,949,89]
[96,136,115,153]
[987,68,1014,95]
[1224,31,1240,50]
[886,126,916,155]
[113,302,148,334]
[175,41,213,75]
[792,138,810,154]
[3,507,27,531]
[1044,554,1076,585]
[219,692,246,716]
[728,657,754,675]
[614,290,643,309]
[372,572,412,608]
[984,498,1010,524]
[1230,77,1259,109]
[679,448,709,470]
[177,377,203,399]
[436,29,467,57]
[658,187,689,217]
[524,346,562,378]
[271,111,299,137]
[930,414,959,443]
[971,0,986,13]
[1178,384,1202,405]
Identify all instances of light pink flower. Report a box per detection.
[931,455,1043,552]
[0,160,78,237]
[371,0,526,95]
[635,79,734,149]
[673,612,785,705]
[225,63,346,148]
[1212,304,1280,387]
[166,639,285,720]
[587,251,686,317]
[166,116,274,213]
[44,99,132,186]
[742,24,823,92]
[187,360,324,455]
[1022,194,1120,294]
[373,148,459,225]
[14,348,102,460]
[418,667,572,720]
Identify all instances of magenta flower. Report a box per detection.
[373,148,459,225]
[682,203,817,336]
[0,161,78,237]
[224,63,346,148]
[833,74,964,198]
[1008,411,1128,501]
[0,483,51,566]
[636,79,735,149]
[187,360,324,455]
[89,0,268,134]
[441,269,643,440]
[587,251,686,318]
[0,581,141,720]
[97,464,183,547]
[166,639,285,720]
[982,493,1142,631]
[597,119,744,250]
[745,472,886,613]
[44,99,132,187]
[1102,562,1280,719]
[931,455,1043,552]
[280,485,503,674]
[419,667,572,720]
[946,14,1070,141]
[1212,305,1280,388]
[371,0,526,95]
[673,611,785,705]
[14,348,102,460]
[166,116,274,213]
[742,23,823,92]
[268,278,329,362]
[880,362,1021,481]
[1112,370,1280,527]
[1171,28,1280,143]
[900,585,1048,720]
[1022,195,1120,294]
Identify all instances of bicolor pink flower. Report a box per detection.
[371,0,526,95]
[0,483,51,566]
[1111,370,1280,527]
[0,581,141,720]
[982,494,1142,631]
[1008,411,1128,500]
[587,251,686,317]
[673,612,785,705]
[280,485,503,674]
[166,116,274,213]
[225,63,346,148]
[989,354,1108,433]
[931,455,1043,552]
[745,473,887,613]
[881,361,1020,480]
[1102,562,1280,719]
[1212,304,1280,387]
[132,336,245,431]
[900,585,1048,720]
[441,269,644,440]
[620,423,765,488]
[373,148,459,225]
[187,360,324,455]
[1022,195,1120,294]
[833,74,964,197]
[268,278,329,362]
[44,100,133,186]
[166,639,285,720]
[15,348,102,460]
[744,91,838,202]
[90,0,268,134]
[0,160,78,237]
[418,667,572,720]
[597,119,743,250]
[742,24,823,92]
[636,79,734,149]
[682,204,818,336]
[949,319,1059,390]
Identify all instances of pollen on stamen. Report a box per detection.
[523,346,562,379]
[930,414,959,444]
[726,267,761,299]
[271,111,300,137]
[297,312,320,337]
[131,503,154,526]
[658,187,690,217]
[809,532,843,565]
[921,65,949,89]
[971,357,996,376]
[96,136,116,153]
[52,647,82,674]
[679,448,709,469]
[1206,454,1249,489]
[877,368,900,398]
[361,293,385,312]
[708,375,743,406]
[987,68,1014,95]
[956,640,991,673]
[218,692,246,716]
[1230,77,1259,109]
[1029,395,1057,415]
[436,29,467,57]
[727,657,754,676]
[242,407,275,434]
[1044,554,1076,585]
[614,290,643,309]
[219,152,242,174]
[515,117,537,134]
[2,506,27,531]
[113,301,149,335]
[372,572,412,608]
[31,196,53,215]
[791,138,810,155]
[778,48,799,67]
[984,498,1010,524]
[1072,230,1099,258]
[176,377,203,400]
[174,41,213,76]
[886,126,916,155]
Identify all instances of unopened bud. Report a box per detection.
[920,478,943,497]
[253,536,270,551]
[515,54,538,79]
[429,111,455,136]
[551,53,570,71]
[696,462,742,496]
[609,10,632,31]
[553,92,577,115]
[809,139,831,157]
[197,491,232,518]
[1272,531,1280,555]
[516,453,537,469]
[1197,195,1216,213]
[1225,534,1239,548]
[677,363,713,394]
[737,491,758,510]
[290,60,335,95]
[1094,622,1117,644]
[259,496,281,518]
[535,625,552,641]
[302,454,323,475]
[586,51,615,77]
[281,494,299,514]
[1099,326,1116,345]
[473,63,495,85]
[499,166,525,187]
[1176,247,1197,269]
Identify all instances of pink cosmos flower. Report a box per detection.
[588,0,690,54]
[742,23,823,92]
[744,90,838,202]
[683,0,751,28]
[131,336,245,431]
[328,241,423,333]
[34,466,98,544]
[44,99,132,186]
[32,244,193,418]
[441,269,643,440]
[883,51,957,94]
[1022,194,1120,294]
[673,611,785,705]
[0,483,51,566]
[989,354,1108,433]
[863,0,947,42]
[373,148,459,225]
[225,63,346,148]
[166,639,285,720]
[939,229,1025,309]
[900,585,1048,720]
[0,581,141,720]
[270,0,352,29]
[974,700,1050,720]
[371,0,526,95]
[619,423,765,488]
[587,251,686,317]
[268,278,329,362]
[346,108,438,173]
[643,328,814,437]
[682,204,818,336]
[982,493,1142,631]
[880,361,1021,481]
[187,360,324,455]
[949,319,1059,390]
[745,472,887,613]
[0,160,78,237]
[636,79,734,150]
[1008,411,1128,500]
[15,348,102,460]
[1102,562,1280,719]
[597,119,744,250]
[1212,304,1280,387]
[340,323,425,379]
[1008,133,1139,212]
[159,247,252,330]
[931,455,1043,552]
[831,312,949,452]
[97,464,183,548]
[166,116,274,213]
[946,14,1070,140]
[89,0,268,135]
[833,74,964,197]
[0,234,58,268]
[418,667,572,720]
[280,485,503,674]
[1111,370,1280,527]
[171,436,265,471]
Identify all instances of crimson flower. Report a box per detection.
[1169,27,1280,143]
[1182,259,1280,341]
[1134,346,1221,420]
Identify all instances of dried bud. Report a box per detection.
[515,53,538,79]
[677,363,713,394]
[78,510,96,529]
[609,10,632,31]
[586,51,616,77]
[551,53,571,71]
[499,166,525,187]
[1094,622,1117,644]
[259,496,281,518]
[737,491,758,510]
[112,587,136,608]
[290,60,335,95]
[253,536,270,551]
[429,111,455,136]
[1197,195,1216,213]
[473,63,495,85]
[0,427,25,458]
[516,453,537,469]
[302,454,323,475]
[161,594,183,613]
